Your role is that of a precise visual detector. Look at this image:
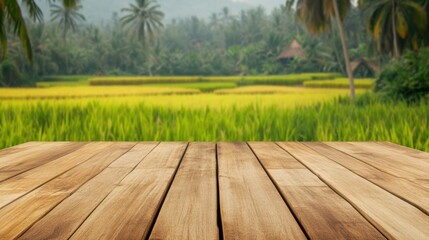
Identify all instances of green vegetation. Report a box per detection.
[41,75,92,82]
[304,78,374,89]
[0,86,199,100]
[376,49,429,102]
[1,95,427,151]
[1,0,428,155]
[88,73,341,86]
[151,82,237,92]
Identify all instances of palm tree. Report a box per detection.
[287,0,356,99]
[362,0,427,58]
[121,0,165,44]
[51,3,85,73]
[0,0,79,63]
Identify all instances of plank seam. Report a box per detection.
[145,142,191,240]
[14,143,139,239]
[325,142,422,183]
[375,142,429,164]
[246,142,310,240]
[305,142,429,216]
[0,143,87,184]
[66,142,160,240]
[0,143,112,211]
[215,143,224,240]
[275,142,389,239]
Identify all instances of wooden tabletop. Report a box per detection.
[0,142,428,239]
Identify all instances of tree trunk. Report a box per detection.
[64,30,69,74]
[392,0,400,58]
[332,0,355,99]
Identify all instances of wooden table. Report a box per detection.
[0,142,428,239]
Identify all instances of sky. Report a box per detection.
[38,0,286,23]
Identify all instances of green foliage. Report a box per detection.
[88,73,341,86]
[375,48,429,102]
[42,75,91,82]
[0,60,25,87]
[304,78,374,89]
[150,82,237,92]
[0,95,427,151]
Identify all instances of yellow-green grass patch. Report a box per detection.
[0,86,199,100]
[304,78,374,89]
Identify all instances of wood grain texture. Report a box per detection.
[376,142,429,164]
[0,142,86,182]
[0,142,113,208]
[279,142,429,240]
[18,142,157,240]
[218,142,306,240]
[306,142,429,215]
[70,142,188,240]
[0,142,135,239]
[0,142,44,158]
[150,142,218,240]
[249,142,385,240]
[326,142,429,188]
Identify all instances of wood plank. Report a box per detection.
[0,142,114,209]
[278,142,429,239]
[0,142,44,158]
[0,142,70,167]
[217,142,306,239]
[70,142,188,240]
[376,142,429,164]
[249,142,385,240]
[0,142,86,182]
[149,142,218,240]
[0,142,135,239]
[19,142,158,240]
[326,142,429,188]
[306,142,429,215]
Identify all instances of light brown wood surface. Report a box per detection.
[377,142,429,163]
[0,142,113,208]
[218,142,306,240]
[0,142,135,239]
[249,142,385,240]
[18,142,158,240]
[0,141,427,240]
[150,142,218,240]
[0,142,85,182]
[279,142,429,239]
[326,142,429,188]
[70,142,188,240]
[306,142,429,215]
[0,142,44,158]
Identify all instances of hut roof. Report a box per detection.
[351,59,380,74]
[277,40,306,60]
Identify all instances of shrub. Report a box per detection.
[375,49,429,102]
[0,60,24,87]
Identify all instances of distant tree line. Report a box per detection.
[1,0,429,95]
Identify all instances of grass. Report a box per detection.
[0,87,357,105]
[1,95,427,151]
[304,78,375,89]
[150,82,237,92]
[37,75,92,87]
[214,86,366,95]
[0,86,199,99]
[88,73,342,86]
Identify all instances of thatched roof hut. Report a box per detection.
[351,59,380,77]
[277,40,306,61]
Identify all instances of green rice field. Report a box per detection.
[1,74,428,151]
